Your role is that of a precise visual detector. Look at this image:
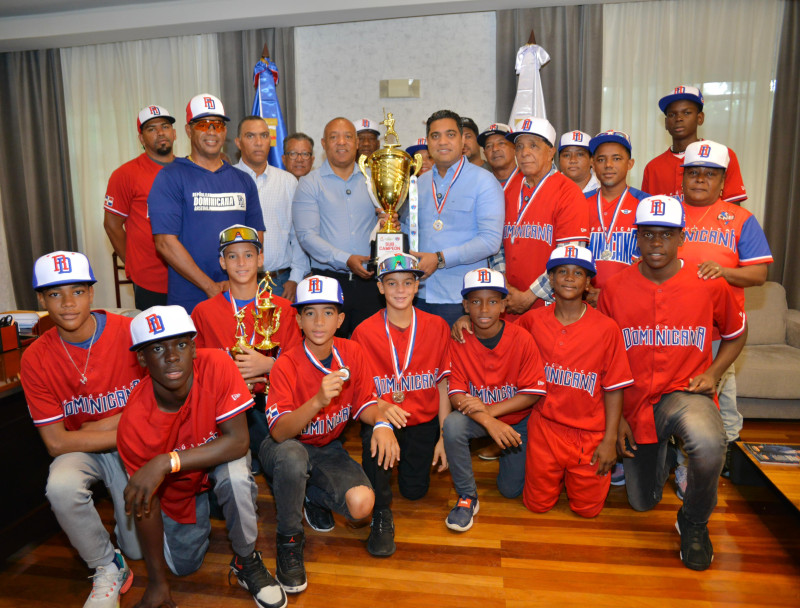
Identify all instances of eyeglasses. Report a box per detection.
[191,119,226,132]
[219,226,260,248]
[287,151,312,160]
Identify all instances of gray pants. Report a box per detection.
[45,451,141,569]
[442,411,529,499]
[624,391,726,525]
[161,455,258,576]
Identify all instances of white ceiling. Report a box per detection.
[0,0,614,52]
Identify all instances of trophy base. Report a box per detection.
[371,232,409,268]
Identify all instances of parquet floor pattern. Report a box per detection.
[1,420,798,607]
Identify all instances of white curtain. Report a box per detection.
[601,0,783,222]
[61,34,221,309]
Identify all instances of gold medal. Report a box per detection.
[433,218,444,231]
[392,391,405,404]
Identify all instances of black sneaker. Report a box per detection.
[276,532,307,594]
[366,509,396,557]
[229,551,287,608]
[675,507,714,571]
[304,497,334,532]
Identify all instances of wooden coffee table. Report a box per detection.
[736,441,800,511]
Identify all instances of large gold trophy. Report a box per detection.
[231,275,281,394]
[358,112,423,263]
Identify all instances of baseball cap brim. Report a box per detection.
[478,129,509,147]
[191,112,230,122]
[546,257,596,276]
[140,115,176,130]
[658,93,704,114]
[130,330,196,352]
[680,159,728,169]
[406,144,427,155]
[589,134,631,155]
[461,284,509,298]
[506,131,554,147]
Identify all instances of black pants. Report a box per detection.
[133,283,167,310]
[310,268,384,337]
[360,417,440,510]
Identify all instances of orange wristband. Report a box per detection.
[169,451,181,473]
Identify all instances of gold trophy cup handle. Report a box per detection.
[358,154,370,180]
[411,152,423,177]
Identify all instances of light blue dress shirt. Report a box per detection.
[292,160,377,273]
[411,156,504,303]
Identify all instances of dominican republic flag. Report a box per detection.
[252,54,288,170]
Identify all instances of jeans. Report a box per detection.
[360,417,440,510]
[442,410,529,499]
[161,455,258,575]
[258,436,372,535]
[624,391,725,525]
[267,269,291,297]
[45,451,141,568]
[713,339,742,442]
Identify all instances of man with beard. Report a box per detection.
[104,105,177,309]
[149,94,265,313]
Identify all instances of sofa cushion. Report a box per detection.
[735,344,800,399]
[743,282,787,346]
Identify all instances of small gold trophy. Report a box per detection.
[358,111,423,263]
[230,275,282,393]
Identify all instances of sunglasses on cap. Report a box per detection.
[191,118,226,132]
[219,226,260,248]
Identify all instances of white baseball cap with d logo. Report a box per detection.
[461,268,508,297]
[33,251,97,291]
[130,305,197,351]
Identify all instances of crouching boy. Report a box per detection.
[443,268,546,532]
[517,246,633,517]
[117,306,285,608]
[259,276,399,594]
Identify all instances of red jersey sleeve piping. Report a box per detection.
[720,315,747,340]
[31,413,65,427]
[603,378,635,391]
[518,387,547,396]
[738,254,774,265]
[436,368,451,383]
[216,399,254,423]
[266,405,286,429]
[722,193,747,204]
[353,399,377,420]
[103,206,128,217]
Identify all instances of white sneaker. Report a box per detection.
[83,549,133,608]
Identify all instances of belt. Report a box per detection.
[265,267,291,277]
[311,268,356,282]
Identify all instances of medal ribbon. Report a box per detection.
[304,341,345,375]
[409,175,419,251]
[431,156,466,217]
[501,166,519,192]
[512,168,554,243]
[383,309,417,392]
[229,292,256,346]
[596,187,628,250]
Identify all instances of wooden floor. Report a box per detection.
[2,420,799,607]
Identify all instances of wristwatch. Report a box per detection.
[436,251,445,269]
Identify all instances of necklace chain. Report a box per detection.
[59,314,97,385]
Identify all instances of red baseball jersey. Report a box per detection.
[103,153,169,292]
[503,171,589,300]
[584,187,649,290]
[448,322,547,425]
[22,313,144,431]
[266,338,377,447]
[351,308,451,426]
[117,349,253,524]
[598,262,746,444]
[641,145,747,204]
[517,305,633,432]
[681,198,773,313]
[191,291,301,354]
